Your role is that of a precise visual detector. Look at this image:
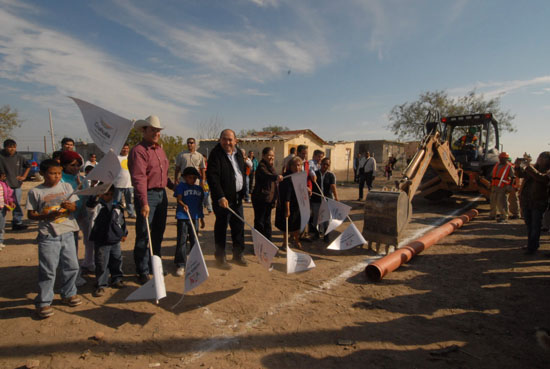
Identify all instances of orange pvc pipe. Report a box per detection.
[365,208,478,281]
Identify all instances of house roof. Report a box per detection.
[245,129,326,145]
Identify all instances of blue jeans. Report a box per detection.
[36,232,79,307]
[11,187,23,225]
[114,187,135,217]
[523,207,544,252]
[133,189,167,275]
[95,243,123,287]
[175,218,198,267]
[0,207,6,243]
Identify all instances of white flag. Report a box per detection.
[85,149,121,183]
[327,223,366,250]
[72,182,111,197]
[184,242,209,293]
[251,229,279,270]
[286,246,315,274]
[317,198,330,225]
[324,198,352,234]
[290,171,310,233]
[70,97,133,155]
[126,255,166,301]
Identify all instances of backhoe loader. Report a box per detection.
[363,113,500,247]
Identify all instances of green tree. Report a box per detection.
[262,125,289,132]
[387,90,516,140]
[125,128,142,148]
[160,134,186,164]
[0,105,23,141]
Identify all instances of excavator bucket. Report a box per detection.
[362,190,411,247]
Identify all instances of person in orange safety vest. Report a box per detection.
[489,152,515,222]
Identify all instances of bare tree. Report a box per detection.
[196,114,223,139]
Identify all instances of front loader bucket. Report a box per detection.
[362,191,411,247]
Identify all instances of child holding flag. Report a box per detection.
[87,185,127,297]
[26,159,82,319]
[174,167,205,276]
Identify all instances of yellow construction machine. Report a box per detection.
[363,113,500,247]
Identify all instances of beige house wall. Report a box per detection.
[324,142,354,182]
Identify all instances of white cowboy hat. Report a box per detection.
[134,115,164,130]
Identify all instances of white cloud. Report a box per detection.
[448,76,550,99]
[249,0,279,8]
[97,0,329,83]
[0,6,215,137]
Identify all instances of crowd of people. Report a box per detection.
[1,117,549,319]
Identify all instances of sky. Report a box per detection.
[1,0,549,159]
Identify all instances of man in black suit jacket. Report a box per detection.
[206,129,247,269]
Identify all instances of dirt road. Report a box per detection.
[0,180,549,369]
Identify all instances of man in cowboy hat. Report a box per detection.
[128,115,169,284]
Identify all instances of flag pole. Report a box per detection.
[185,208,201,247]
[171,208,205,310]
[144,219,159,304]
[285,216,289,251]
[226,206,255,230]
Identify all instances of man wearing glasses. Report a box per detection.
[174,138,206,185]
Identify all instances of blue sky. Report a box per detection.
[1,0,549,159]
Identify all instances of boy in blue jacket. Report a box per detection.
[174,167,205,276]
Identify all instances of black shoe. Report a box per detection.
[111,280,125,288]
[510,215,519,219]
[524,249,537,255]
[232,255,248,267]
[216,257,232,270]
[93,287,106,297]
[137,274,150,285]
[12,224,28,231]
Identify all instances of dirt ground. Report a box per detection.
[1,177,549,369]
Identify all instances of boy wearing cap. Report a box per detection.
[489,152,515,222]
[174,167,205,276]
[128,116,169,284]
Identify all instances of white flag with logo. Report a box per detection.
[126,255,166,301]
[72,182,111,197]
[290,171,310,232]
[184,242,209,293]
[317,198,330,225]
[85,149,121,183]
[324,198,352,235]
[286,246,316,274]
[251,228,279,270]
[327,223,366,250]
[70,97,133,155]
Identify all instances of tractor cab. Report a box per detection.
[441,113,500,175]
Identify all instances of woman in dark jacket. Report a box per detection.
[275,156,303,249]
[252,147,282,240]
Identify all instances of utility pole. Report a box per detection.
[44,136,47,153]
[49,109,56,152]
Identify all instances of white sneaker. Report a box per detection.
[176,267,185,276]
[0,243,5,250]
[76,275,87,287]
